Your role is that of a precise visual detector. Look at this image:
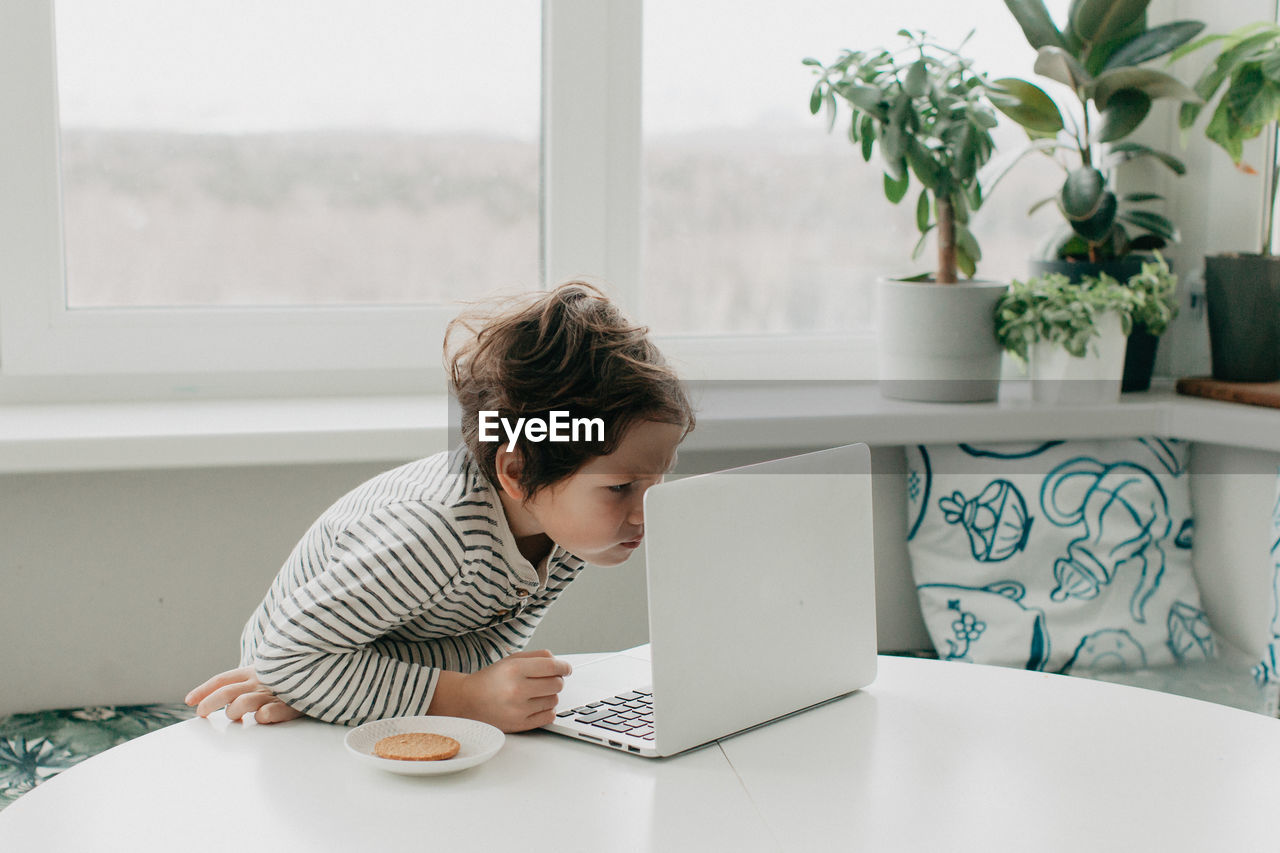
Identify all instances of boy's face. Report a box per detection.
[518,419,684,567]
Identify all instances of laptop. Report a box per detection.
[543,443,878,757]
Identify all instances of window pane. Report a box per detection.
[55,1,539,309]
[642,0,1068,335]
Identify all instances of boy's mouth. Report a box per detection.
[619,536,643,549]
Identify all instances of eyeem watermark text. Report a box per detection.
[478,410,604,451]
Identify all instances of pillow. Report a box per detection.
[1254,465,1280,685]
[905,438,1214,674]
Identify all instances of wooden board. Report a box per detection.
[1176,376,1280,409]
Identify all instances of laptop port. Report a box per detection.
[628,746,639,753]
[608,740,622,748]
[578,733,602,743]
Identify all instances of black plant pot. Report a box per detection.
[1029,257,1159,392]
[1203,253,1280,382]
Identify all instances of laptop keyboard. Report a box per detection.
[556,689,655,740]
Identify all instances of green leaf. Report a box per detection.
[956,244,977,279]
[911,224,937,260]
[906,137,945,190]
[837,83,887,115]
[1061,167,1106,218]
[1122,192,1162,202]
[885,170,910,204]
[1034,46,1094,90]
[1091,67,1201,109]
[954,122,978,182]
[1108,141,1187,174]
[1187,30,1280,112]
[916,189,931,232]
[1205,90,1246,164]
[1118,209,1178,242]
[809,84,824,116]
[1169,32,1232,64]
[1096,88,1151,142]
[956,223,982,263]
[1231,66,1280,133]
[1003,0,1068,50]
[967,181,984,213]
[952,187,971,224]
[1070,190,1119,241]
[988,77,1065,133]
[1070,0,1149,48]
[1029,195,1059,216]
[1102,20,1205,69]
[905,59,929,97]
[881,121,906,166]
[860,114,877,161]
[1178,99,1204,131]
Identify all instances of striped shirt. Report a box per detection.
[239,446,585,725]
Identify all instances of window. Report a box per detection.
[0,1,1241,396]
[0,0,545,397]
[641,0,1068,338]
[56,0,540,310]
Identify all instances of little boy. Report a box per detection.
[186,283,693,731]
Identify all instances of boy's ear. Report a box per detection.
[493,447,526,500]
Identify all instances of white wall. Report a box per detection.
[4,441,1274,717]
[0,444,925,715]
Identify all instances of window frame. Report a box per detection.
[0,0,1257,400]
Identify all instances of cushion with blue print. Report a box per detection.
[1254,466,1280,684]
[905,438,1214,674]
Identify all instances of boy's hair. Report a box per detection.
[446,282,694,499]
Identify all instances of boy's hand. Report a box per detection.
[434,649,572,733]
[185,665,303,725]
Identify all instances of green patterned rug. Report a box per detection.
[0,704,193,811]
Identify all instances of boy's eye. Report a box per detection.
[607,482,633,494]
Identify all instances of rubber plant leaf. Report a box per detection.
[1102,21,1206,70]
[1070,0,1149,47]
[1003,0,1068,50]
[988,77,1065,133]
[1096,88,1151,142]
[1060,167,1106,219]
[1091,67,1201,109]
[1070,190,1119,241]
[1034,46,1094,91]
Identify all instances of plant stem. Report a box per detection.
[1264,119,1278,257]
[1079,94,1101,263]
[1079,94,1093,175]
[936,194,957,283]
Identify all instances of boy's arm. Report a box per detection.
[186,665,303,724]
[428,650,571,731]
[247,504,567,729]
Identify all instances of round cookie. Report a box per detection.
[373,732,461,761]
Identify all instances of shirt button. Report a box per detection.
[495,610,509,618]
[516,589,531,599]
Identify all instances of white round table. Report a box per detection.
[2,655,1278,852]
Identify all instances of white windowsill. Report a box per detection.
[1,381,1278,474]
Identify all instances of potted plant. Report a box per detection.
[991,0,1205,391]
[1175,21,1280,382]
[806,30,1018,402]
[995,265,1145,405]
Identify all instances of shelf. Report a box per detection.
[0,381,1277,474]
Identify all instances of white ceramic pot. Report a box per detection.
[1028,310,1128,405]
[877,277,1008,402]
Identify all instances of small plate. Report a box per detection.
[344,715,505,776]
